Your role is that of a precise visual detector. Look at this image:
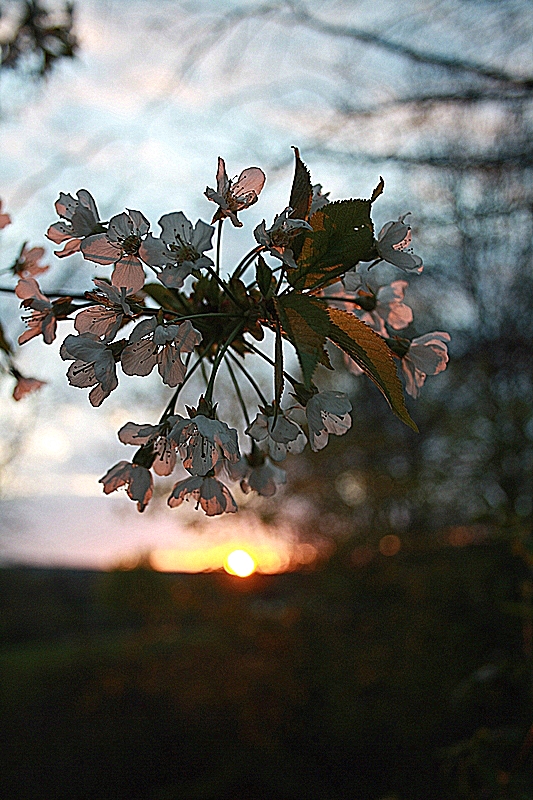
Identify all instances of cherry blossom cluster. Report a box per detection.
[0,151,450,516]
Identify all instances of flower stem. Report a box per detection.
[204,319,244,405]
[227,350,269,407]
[215,219,223,276]
[0,286,85,300]
[244,339,299,388]
[233,245,264,281]
[204,265,244,308]
[224,356,250,426]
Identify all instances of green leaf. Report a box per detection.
[143,283,187,313]
[289,147,313,222]
[256,255,275,298]
[370,176,385,203]
[288,148,314,263]
[0,320,13,355]
[327,307,417,430]
[288,199,375,291]
[228,276,248,306]
[275,293,332,388]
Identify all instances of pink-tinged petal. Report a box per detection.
[41,314,57,345]
[153,439,177,476]
[55,238,82,258]
[344,353,364,376]
[127,465,153,511]
[75,307,121,339]
[175,320,202,352]
[118,421,159,446]
[81,234,121,265]
[360,310,387,337]
[378,280,408,304]
[387,303,413,330]
[18,325,41,345]
[127,209,150,237]
[201,477,237,516]
[17,246,48,277]
[76,190,99,219]
[66,360,98,389]
[139,234,168,267]
[111,256,145,294]
[89,383,108,407]
[99,461,132,493]
[46,221,73,244]
[168,475,203,508]
[247,461,286,497]
[0,207,11,229]
[107,212,133,242]
[15,277,48,302]
[92,352,118,395]
[99,460,152,511]
[121,339,158,376]
[401,360,423,398]
[157,344,186,387]
[216,157,230,195]
[128,317,156,344]
[233,167,266,200]
[55,192,77,219]
[12,376,46,400]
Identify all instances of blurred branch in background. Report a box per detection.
[0,0,76,76]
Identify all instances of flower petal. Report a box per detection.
[81,234,121,265]
[111,255,145,293]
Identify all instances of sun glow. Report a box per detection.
[224,549,256,578]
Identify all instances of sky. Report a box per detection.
[0,0,529,569]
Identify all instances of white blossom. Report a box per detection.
[118,417,180,476]
[99,460,153,512]
[254,207,312,269]
[401,332,451,398]
[140,212,215,289]
[46,190,101,258]
[75,279,133,341]
[205,157,265,227]
[246,412,307,462]
[225,452,287,497]
[376,213,423,273]
[15,277,57,345]
[170,415,240,476]
[305,391,352,451]
[168,475,237,516]
[60,333,118,406]
[121,318,202,388]
[310,184,330,215]
[81,210,150,293]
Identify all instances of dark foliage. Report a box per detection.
[0,547,532,800]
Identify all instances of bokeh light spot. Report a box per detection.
[379,534,401,557]
[335,471,366,506]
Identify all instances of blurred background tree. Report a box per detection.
[0,0,76,76]
[175,0,533,546]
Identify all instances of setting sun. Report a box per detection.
[224,549,256,578]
